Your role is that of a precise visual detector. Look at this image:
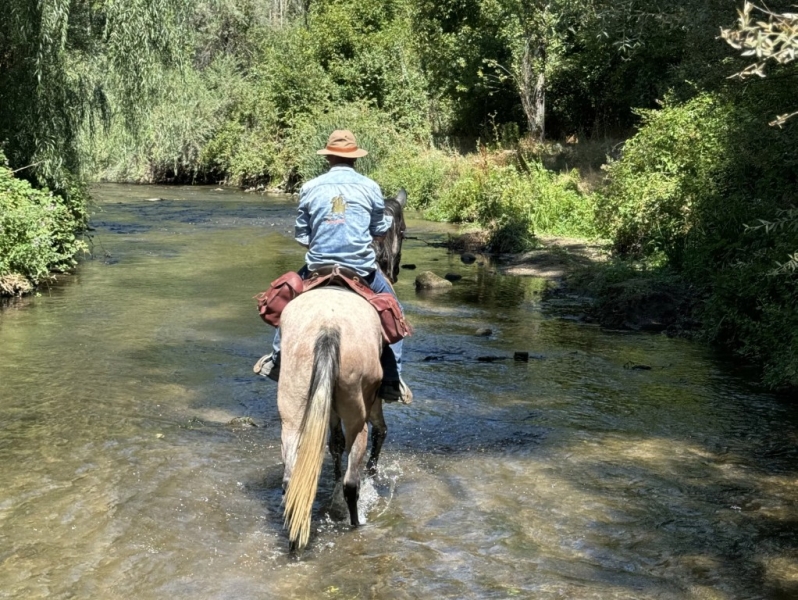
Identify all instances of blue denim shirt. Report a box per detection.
[295,165,393,276]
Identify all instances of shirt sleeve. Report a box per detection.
[294,187,311,246]
[369,184,393,237]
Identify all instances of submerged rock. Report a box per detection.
[415,271,453,290]
[460,252,477,265]
[475,327,493,337]
[444,272,462,282]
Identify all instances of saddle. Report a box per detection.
[255,264,411,344]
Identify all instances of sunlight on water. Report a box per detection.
[1,184,797,599]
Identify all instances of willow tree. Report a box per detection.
[0,0,191,193]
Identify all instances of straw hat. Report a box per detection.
[316,129,368,158]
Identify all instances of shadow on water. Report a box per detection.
[1,185,797,598]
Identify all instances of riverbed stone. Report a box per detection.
[460,252,477,264]
[444,272,462,281]
[475,327,493,336]
[415,271,453,290]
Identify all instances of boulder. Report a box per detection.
[415,271,453,290]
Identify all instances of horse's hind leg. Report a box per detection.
[367,400,387,477]
[329,414,345,482]
[343,421,369,527]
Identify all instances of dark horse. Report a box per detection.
[277,189,407,550]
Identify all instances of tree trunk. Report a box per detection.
[518,38,546,141]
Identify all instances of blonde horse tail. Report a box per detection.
[284,326,340,549]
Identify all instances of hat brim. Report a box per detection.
[316,148,368,158]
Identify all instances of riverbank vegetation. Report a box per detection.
[1,0,796,389]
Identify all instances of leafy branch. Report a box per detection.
[720,2,798,127]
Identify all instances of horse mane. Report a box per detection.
[374,195,405,281]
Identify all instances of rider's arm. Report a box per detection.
[295,188,311,247]
[369,183,393,239]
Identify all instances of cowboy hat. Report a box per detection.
[316,129,369,158]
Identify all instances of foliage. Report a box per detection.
[0,152,87,292]
[94,63,232,183]
[0,0,192,191]
[721,2,798,126]
[371,146,462,209]
[597,94,734,267]
[427,152,598,251]
[598,80,798,389]
[720,1,798,282]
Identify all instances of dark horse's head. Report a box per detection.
[374,188,407,284]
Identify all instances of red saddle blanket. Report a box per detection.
[255,265,411,344]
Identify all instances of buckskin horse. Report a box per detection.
[278,190,407,550]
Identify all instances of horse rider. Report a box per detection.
[254,129,412,404]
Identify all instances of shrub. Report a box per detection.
[0,152,87,292]
[596,88,798,390]
[426,154,598,252]
[597,93,734,267]
[371,146,463,209]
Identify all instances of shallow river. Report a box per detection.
[1,185,797,599]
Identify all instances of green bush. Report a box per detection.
[0,152,87,292]
[426,155,598,252]
[371,146,462,208]
[597,94,734,267]
[596,88,798,390]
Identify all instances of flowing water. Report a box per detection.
[1,184,797,600]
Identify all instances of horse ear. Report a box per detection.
[395,188,407,208]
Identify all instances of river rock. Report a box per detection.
[415,271,453,290]
[460,252,477,265]
[401,264,417,270]
[444,272,462,282]
[475,327,493,336]
[477,355,507,362]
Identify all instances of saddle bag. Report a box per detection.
[369,293,412,345]
[255,271,304,327]
[256,265,412,343]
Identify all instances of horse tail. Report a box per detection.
[284,326,340,549]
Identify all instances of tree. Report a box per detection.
[0,0,191,192]
[486,1,558,140]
